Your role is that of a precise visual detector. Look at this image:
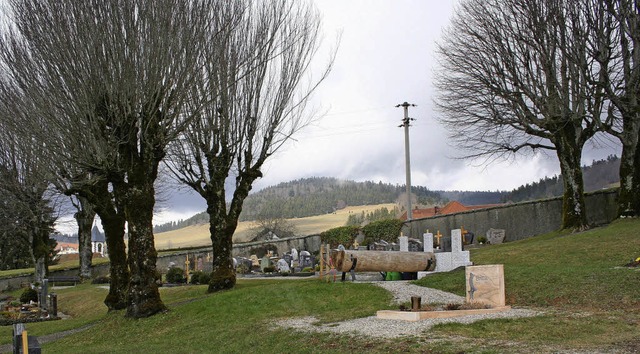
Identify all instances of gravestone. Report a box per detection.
[276,259,290,272]
[299,254,315,270]
[40,280,48,311]
[398,236,409,252]
[465,264,506,307]
[260,256,271,272]
[440,236,452,252]
[451,229,462,252]
[423,232,434,253]
[408,238,422,252]
[486,229,506,244]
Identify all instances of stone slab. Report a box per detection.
[376,306,512,321]
[465,264,506,307]
[486,229,506,244]
[423,233,433,253]
[399,236,409,252]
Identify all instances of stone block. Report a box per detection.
[465,264,505,307]
[486,229,506,244]
[399,236,409,252]
[423,233,433,253]
[451,229,462,252]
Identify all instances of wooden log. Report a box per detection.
[334,250,436,273]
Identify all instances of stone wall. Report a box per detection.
[154,234,323,273]
[405,189,618,242]
[0,263,111,292]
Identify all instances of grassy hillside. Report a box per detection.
[153,203,396,249]
[1,218,636,353]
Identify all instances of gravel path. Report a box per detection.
[275,280,541,339]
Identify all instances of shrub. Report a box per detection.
[263,266,275,273]
[20,288,38,304]
[188,271,211,284]
[236,263,250,274]
[301,267,314,273]
[91,276,110,284]
[361,219,404,245]
[198,271,211,285]
[166,267,186,284]
[320,225,360,248]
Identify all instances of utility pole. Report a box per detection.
[396,102,416,221]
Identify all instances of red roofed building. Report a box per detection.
[400,201,503,220]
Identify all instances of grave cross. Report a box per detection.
[434,230,443,248]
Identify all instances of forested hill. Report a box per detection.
[153,156,621,233]
[507,155,620,202]
[237,177,444,221]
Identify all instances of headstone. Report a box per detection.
[40,279,48,311]
[440,236,452,252]
[399,236,409,252]
[423,232,434,253]
[300,254,314,269]
[260,256,271,272]
[486,229,506,244]
[408,238,422,252]
[451,229,462,252]
[465,264,506,307]
[276,259,290,272]
[291,248,298,261]
[282,253,292,265]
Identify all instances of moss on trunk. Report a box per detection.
[124,181,166,318]
[74,196,95,280]
[555,133,588,230]
[101,214,129,311]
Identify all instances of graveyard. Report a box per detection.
[0,218,638,353]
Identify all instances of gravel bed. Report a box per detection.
[275,280,541,339]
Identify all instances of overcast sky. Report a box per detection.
[56,0,622,232]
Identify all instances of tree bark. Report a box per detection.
[99,211,129,311]
[335,250,436,272]
[555,131,588,230]
[206,184,236,293]
[617,115,640,217]
[74,196,96,280]
[123,176,166,318]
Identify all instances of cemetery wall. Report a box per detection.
[406,189,618,242]
[0,263,110,292]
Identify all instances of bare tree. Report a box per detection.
[166,0,333,291]
[0,0,221,317]
[435,0,606,229]
[0,98,56,281]
[589,0,640,217]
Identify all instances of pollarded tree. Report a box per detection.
[165,0,333,292]
[0,103,56,280]
[435,0,607,230]
[589,0,640,217]
[0,0,223,318]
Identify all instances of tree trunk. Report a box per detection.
[617,116,640,217]
[335,250,436,272]
[555,133,588,230]
[123,179,166,318]
[100,212,129,311]
[207,202,236,293]
[74,196,96,280]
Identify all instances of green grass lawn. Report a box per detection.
[1,219,639,353]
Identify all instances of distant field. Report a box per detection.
[154,203,396,250]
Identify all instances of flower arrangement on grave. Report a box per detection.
[625,256,640,267]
